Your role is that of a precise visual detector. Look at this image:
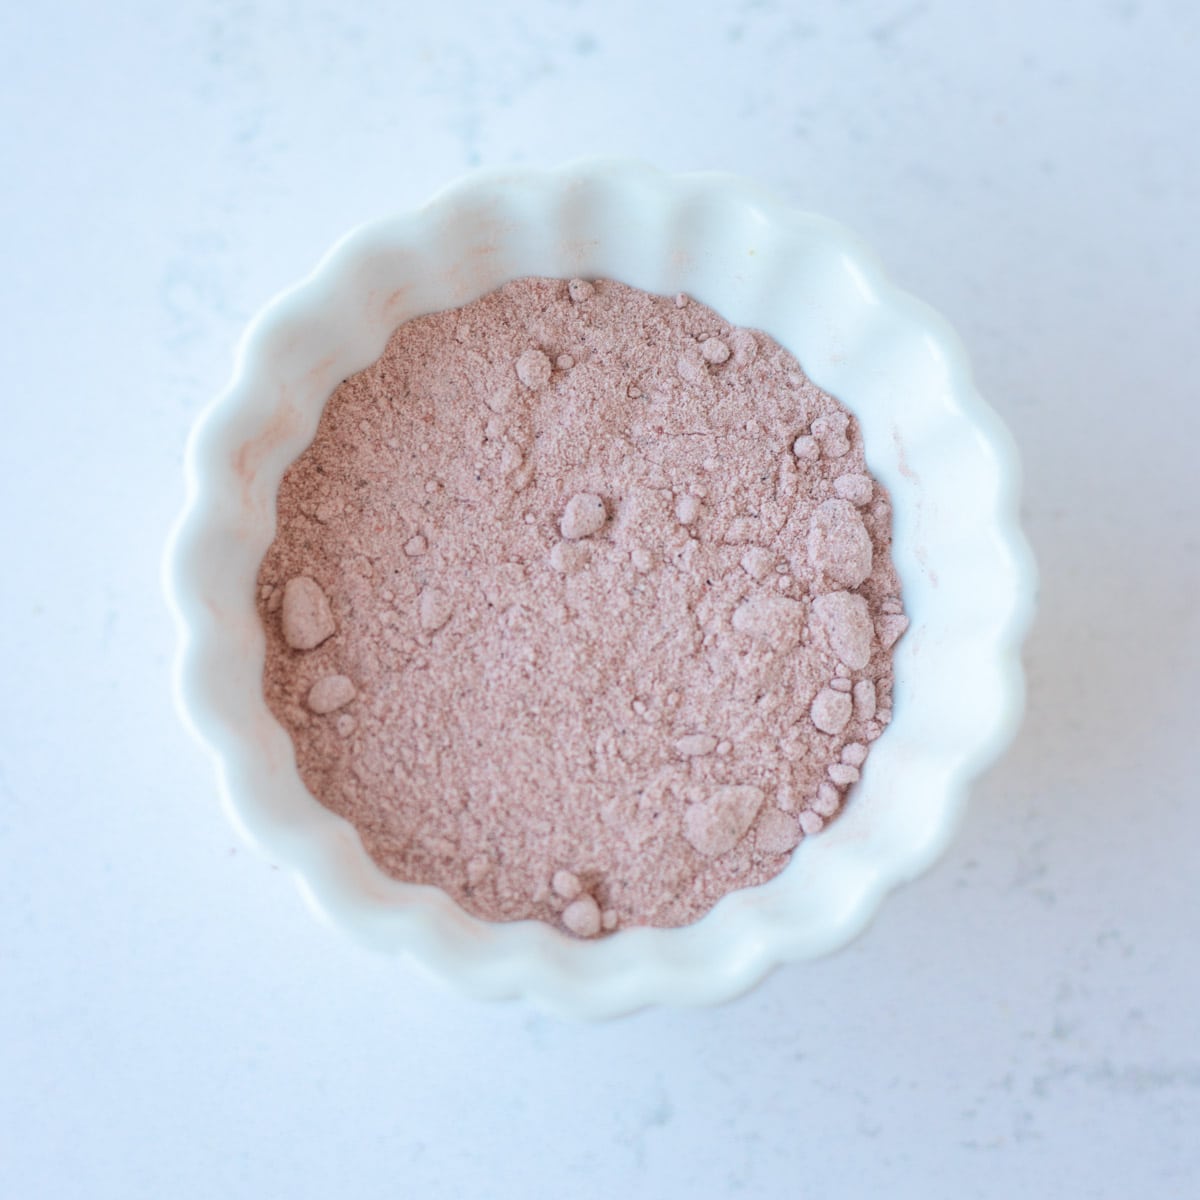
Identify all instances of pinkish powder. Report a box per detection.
[257,278,906,936]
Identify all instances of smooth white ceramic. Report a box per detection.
[164,160,1035,1019]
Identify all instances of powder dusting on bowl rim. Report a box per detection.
[163,159,1037,1019]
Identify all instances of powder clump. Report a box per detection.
[559,493,608,540]
[307,674,356,715]
[683,785,766,858]
[515,347,553,390]
[562,894,603,938]
[280,576,335,650]
[808,498,873,587]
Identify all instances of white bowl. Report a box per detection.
[164,160,1035,1018]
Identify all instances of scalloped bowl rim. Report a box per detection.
[164,160,1036,1019]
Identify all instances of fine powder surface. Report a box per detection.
[257,277,907,934]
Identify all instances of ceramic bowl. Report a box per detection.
[164,160,1035,1018]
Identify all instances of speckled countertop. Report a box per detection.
[2,2,1197,1196]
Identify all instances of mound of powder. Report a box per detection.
[256,278,906,935]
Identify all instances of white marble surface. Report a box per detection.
[2,1,1198,1196]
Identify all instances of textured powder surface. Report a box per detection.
[257,277,906,935]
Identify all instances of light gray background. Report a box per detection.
[2,2,1197,1197]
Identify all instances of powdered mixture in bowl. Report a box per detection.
[256,277,906,936]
